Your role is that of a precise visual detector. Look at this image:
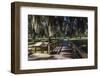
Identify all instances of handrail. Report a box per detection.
[70,42,84,58]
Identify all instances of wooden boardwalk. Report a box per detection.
[28,41,87,61]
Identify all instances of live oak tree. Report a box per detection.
[28,15,88,41]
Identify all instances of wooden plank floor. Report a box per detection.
[28,42,87,61]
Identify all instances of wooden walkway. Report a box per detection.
[50,42,87,59]
[28,41,87,60]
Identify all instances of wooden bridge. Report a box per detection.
[50,42,87,59]
[28,41,87,60]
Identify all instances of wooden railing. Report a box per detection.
[70,42,84,58]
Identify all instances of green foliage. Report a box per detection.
[28,15,88,41]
